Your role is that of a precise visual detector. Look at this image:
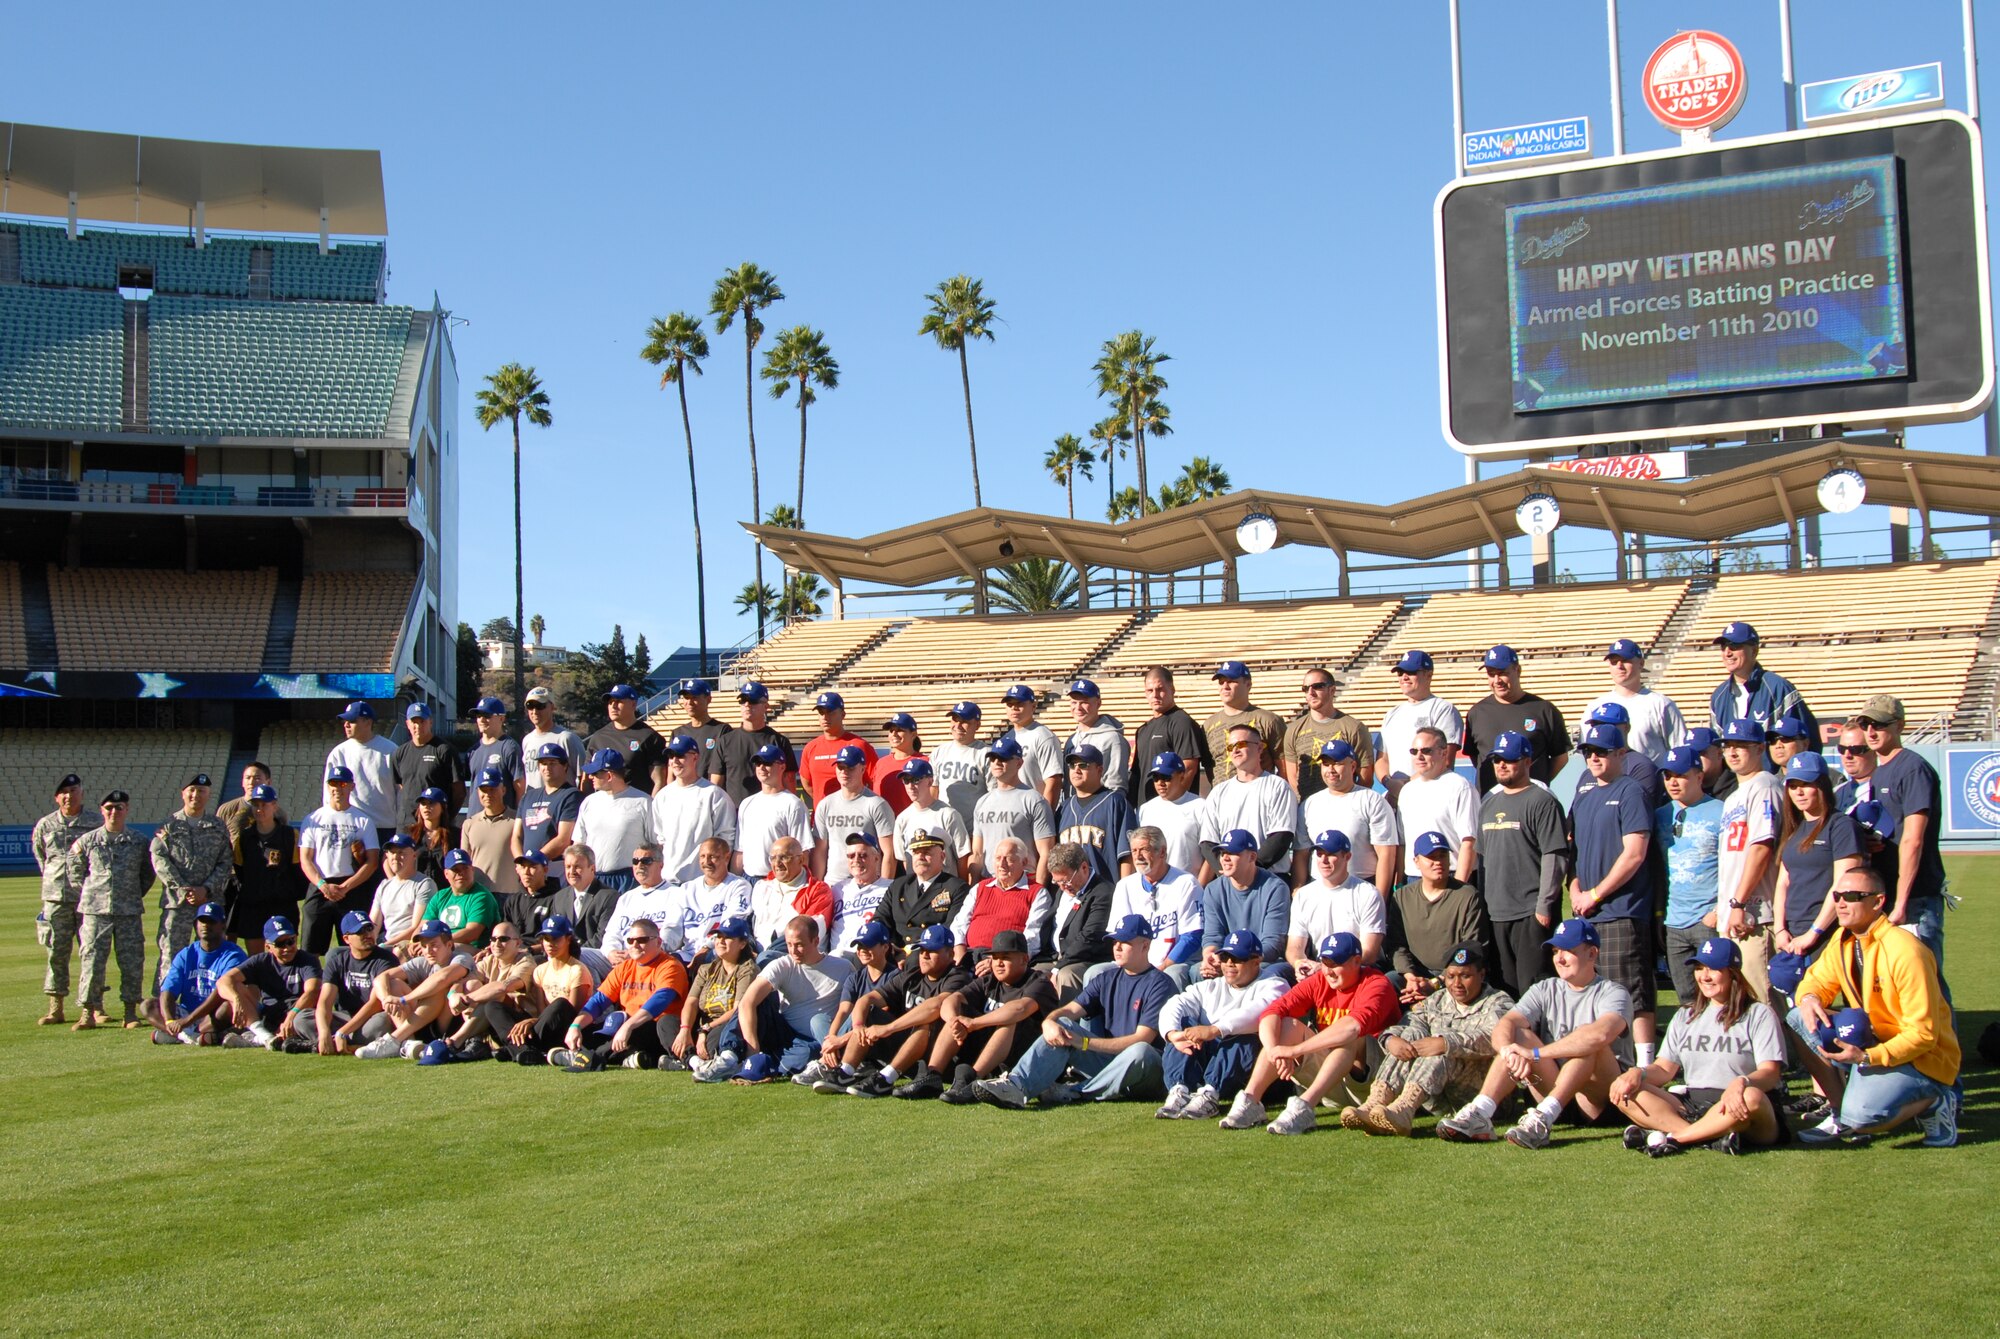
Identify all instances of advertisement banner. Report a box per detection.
[1532,452,1689,481]
[1463,118,1590,173]
[0,671,398,701]
[1801,63,1946,127]
[1945,747,2000,835]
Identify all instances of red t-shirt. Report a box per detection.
[870,752,926,815]
[1261,965,1400,1035]
[798,733,878,803]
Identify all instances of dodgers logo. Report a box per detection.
[1964,754,2000,827]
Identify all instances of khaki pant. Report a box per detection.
[155,900,201,995]
[1737,925,1775,1004]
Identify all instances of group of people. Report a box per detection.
[30,623,1963,1148]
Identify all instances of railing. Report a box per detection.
[0,478,406,510]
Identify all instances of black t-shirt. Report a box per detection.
[1466,692,1569,790]
[672,719,733,783]
[322,945,398,1012]
[1127,707,1214,803]
[518,785,582,857]
[957,970,1059,1025]
[1874,750,1946,902]
[586,723,668,794]
[717,725,798,802]
[1477,784,1570,922]
[234,823,304,905]
[393,740,469,826]
[239,950,321,1004]
[870,962,975,1014]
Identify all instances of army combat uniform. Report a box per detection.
[32,806,102,1000]
[1376,983,1517,1112]
[69,828,157,1014]
[150,810,236,994]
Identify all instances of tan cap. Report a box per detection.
[1855,694,1905,725]
[524,685,553,703]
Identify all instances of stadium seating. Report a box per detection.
[148,298,411,438]
[1688,561,2000,645]
[726,617,900,688]
[3,222,383,301]
[0,286,123,432]
[1650,640,1979,735]
[46,566,277,672]
[1394,582,1688,655]
[0,728,230,826]
[291,572,414,673]
[1097,598,1401,675]
[842,611,1133,684]
[269,240,384,302]
[0,562,26,667]
[769,682,1029,753]
[255,720,339,818]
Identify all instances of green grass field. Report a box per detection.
[7,865,1997,1339]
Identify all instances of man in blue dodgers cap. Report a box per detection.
[970,735,1056,884]
[149,771,235,1003]
[975,914,1173,1109]
[1348,941,1513,1137]
[305,910,399,1054]
[1582,637,1688,764]
[1688,725,1735,804]
[717,680,796,804]
[1203,718,1299,879]
[1375,650,1462,805]
[1714,717,1783,1005]
[996,683,1065,809]
[328,699,401,838]
[1476,732,1567,998]
[467,695,526,806]
[1138,749,1209,883]
[202,915,323,1049]
[1567,719,1659,1067]
[393,700,467,829]
[514,741,580,869]
[1438,918,1633,1149]
[1285,830,1388,978]
[819,923,974,1098]
[1199,829,1293,982]
[585,683,668,796]
[460,765,521,900]
[1155,928,1288,1120]
[1201,659,1286,784]
[652,736,738,885]
[421,849,503,950]
[1572,700,1664,811]
[889,759,971,877]
[929,699,990,827]
[1465,645,1570,793]
[1389,832,1492,1008]
[1298,739,1399,898]
[1064,677,1131,795]
[298,764,381,956]
[151,901,246,1046]
[1708,620,1817,760]
[669,677,731,788]
[352,918,479,1060]
[569,747,650,892]
[810,743,894,881]
[1054,741,1137,888]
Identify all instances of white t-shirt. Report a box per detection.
[668,874,755,963]
[401,949,477,984]
[1203,773,1302,875]
[893,800,971,860]
[827,876,892,952]
[522,726,587,779]
[1581,688,1688,763]
[758,952,854,1032]
[1006,722,1065,794]
[299,804,379,879]
[1379,696,1463,781]
[1300,787,1402,882]
[651,781,739,883]
[1395,772,1479,875]
[1159,974,1289,1035]
[1718,770,1783,924]
[736,790,815,878]
[369,874,436,942]
[571,788,656,873]
[1109,867,1203,966]
[326,736,399,828]
[814,790,896,852]
[1288,875,1388,948]
[1138,792,1207,877]
[1661,999,1786,1090]
[928,739,990,826]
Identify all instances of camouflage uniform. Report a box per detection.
[1376,984,1516,1111]
[149,810,236,993]
[69,827,156,1010]
[31,808,102,998]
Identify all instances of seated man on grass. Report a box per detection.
[547,918,689,1071]
[1217,931,1400,1136]
[353,919,477,1059]
[814,924,972,1098]
[1437,918,1632,1149]
[151,902,246,1047]
[926,930,1060,1105]
[974,914,1174,1109]
[1155,928,1288,1120]
[1344,941,1512,1137]
[701,915,854,1083]
[308,911,399,1054]
[197,916,321,1051]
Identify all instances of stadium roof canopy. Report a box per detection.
[743,441,2000,589]
[0,122,387,235]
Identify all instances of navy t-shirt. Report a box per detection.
[322,945,399,1012]
[1074,964,1175,1037]
[1874,750,1946,901]
[1779,811,1863,938]
[239,950,321,1005]
[1570,774,1654,923]
[518,785,582,857]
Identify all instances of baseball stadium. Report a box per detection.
[7,22,2000,1339]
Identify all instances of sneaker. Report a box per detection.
[847,1072,897,1098]
[280,1037,315,1055]
[545,1046,577,1069]
[354,1034,404,1060]
[150,1028,179,1046]
[1039,1083,1085,1107]
[895,1072,945,1101]
[400,1039,426,1060]
[1266,1095,1317,1135]
[695,1050,742,1083]
[973,1076,1028,1110]
[1622,1124,1650,1151]
[451,1039,493,1063]
[514,1048,547,1067]
[219,1029,262,1049]
[1646,1136,1687,1158]
[1180,1087,1221,1121]
[551,1048,594,1073]
[1504,1110,1552,1150]
[1711,1131,1743,1156]
[1796,1115,1846,1146]
[793,1060,832,1088]
[265,1033,287,1053]
[246,1022,277,1046]
[622,1054,645,1069]
[1918,1089,1960,1148]
[941,1080,979,1105]
[1785,1092,1832,1121]
[812,1067,852,1094]
[1218,1091,1267,1130]
[1437,1107,1496,1143]
[1155,1085,1193,1119]
[657,1054,689,1072]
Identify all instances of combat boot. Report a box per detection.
[72,1006,105,1031]
[39,997,65,1026]
[122,1003,145,1029]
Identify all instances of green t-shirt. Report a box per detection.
[422,884,502,948]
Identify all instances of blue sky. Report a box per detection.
[10,2,1997,658]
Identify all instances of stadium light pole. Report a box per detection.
[1448,0,1484,589]
[1780,0,1821,566]
[1966,0,2000,555]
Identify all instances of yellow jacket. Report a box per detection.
[1798,917,1959,1085]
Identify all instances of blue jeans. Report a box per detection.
[712,995,831,1074]
[1007,1017,1163,1101]
[1836,1060,1950,1132]
[597,869,635,894]
[1161,1033,1258,1099]
[1903,896,1945,973]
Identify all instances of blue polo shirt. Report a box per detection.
[1571,774,1654,923]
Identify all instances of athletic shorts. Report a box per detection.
[1679,1085,1791,1142]
[1592,916,1655,1013]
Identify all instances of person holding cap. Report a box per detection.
[1156,928,1289,1119]
[1714,717,1783,1003]
[1287,831,1388,975]
[1709,621,1817,759]
[952,837,1053,963]
[1394,726,1478,884]
[1610,937,1787,1155]
[586,685,668,796]
[1204,720,1299,879]
[368,834,435,957]
[152,902,247,1046]
[1298,740,1399,897]
[1656,745,1726,1010]
[880,830,971,950]
[521,684,587,783]
[669,678,732,788]
[736,744,816,880]
[1128,666,1214,804]
[297,767,381,955]
[925,929,1061,1103]
[890,758,971,875]
[929,700,991,826]
[148,772,235,1003]
[820,924,974,1097]
[513,742,580,867]
[998,684,1066,809]
[1217,930,1400,1135]
[307,911,399,1054]
[421,849,502,949]
[970,736,1056,883]
[706,915,854,1082]
[1111,826,1204,983]
[483,915,595,1066]
[811,744,895,879]
[1348,942,1511,1137]
[352,919,478,1059]
[1138,749,1209,882]
[1064,678,1130,795]
[1855,694,1952,969]
[651,735,739,885]
[1582,639,1687,764]
[459,766,521,899]
[671,915,758,1071]
[392,702,467,829]
[1281,665,1372,802]
[976,913,1173,1109]
[545,915,689,1071]
[1566,719,1659,1064]
[1437,918,1633,1148]
[870,710,926,813]
[1465,645,1569,792]
[716,681,795,804]
[1200,829,1292,980]
[1832,722,1877,808]
[1389,832,1492,1005]
[68,789,157,1030]
[1476,732,1568,997]
[796,691,876,804]
[328,700,402,836]
[33,772,100,1026]
[1201,660,1285,780]
[467,695,527,805]
[1376,650,1462,804]
[1055,742,1137,887]
[1792,868,1959,1147]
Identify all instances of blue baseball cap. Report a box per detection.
[1483,645,1520,670]
[900,757,934,780]
[472,696,507,716]
[1719,719,1767,745]
[1212,660,1251,681]
[405,702,433,720]
[1686,937,1742,971]
[1767,715,1810,742]
[1063,742,1104,767]
[1661,746,1703,776]
[475,766,508,788]
[1784,752,1830,784]
[603,684,638,702]
[440,849,473,871]
[1310,829,1352,856]
[1391,650,1433,674]
[736,680,769,703]
[663,735,699,757]
[1605,637,1643,661]
[915,924,955,952]
[1318,932,1363,964]
[948,700,982,721]
[738,1053,776,1082]
[677,678,714,698]
[1317,739,1358,766]
[339,910,372,936]
[415,918,454,940]
[514,850,549,868]
[417,786,448,803]
[1767,950,1809,996]
[715,915,753,940]
[814,691,845,711]
[882,711,918,732]
[1830,1006,1878,1049]
[1687,727,1721,752]
[752,743,787,765]
[264,915,297,940]
[249,783,277,802]
[537,914,574,939]
[1215,828,1258,855]
[986,737,1024,761]
[1147,750,1186,778]
[1852,800,1896,840]
[195,901,228,921]
[582,748,624,775]
[417,1038,453,1066]
[1001,684,1037,704]
[1580,722,1625,751]
[832,744,867,767]
[1216,928,1263,960]
[1412,831,1451,859]
[1109,913,1154,942]
[533,741,569,763]
[1586,701,1631,726]
[337,700,375,721]
[1547,918,1600,950]
[844,831,880,849]
[1486,731,1530,762]
[1066,678,1100,698]
[324,765,355,785]
[1712,621,1760,646]
[850,921,892,948]
[382,832,416,849]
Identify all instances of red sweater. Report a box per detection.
[1261,965,1400,1035]
[965,878,1041,950]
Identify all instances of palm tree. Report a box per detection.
[764,502,803,530]
[474,363,552,725]
[919,275,999,506]
[1093,330,1170,503]
[734,580,779,623]
[971,558,1079,614]
[1089,412,1131,516]
[1043,433,1095,520]
[1173,455,1233,599]
[640,312,711,674]
[710,264,784,640]
[528,613,545,647]
[761,325,839,526]
[779,571,830,623]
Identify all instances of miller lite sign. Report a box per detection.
[1642,30,1747,135]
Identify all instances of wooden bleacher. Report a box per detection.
[256,720,340,816]
[47,566,276,671]
[841,611,1133,685]
[1650,640,1979,734]
[1688,560,2000,645]
[292,571,413,672]
[769,682,1023,752]
[726,617,899,689]
[1098,598,1402,675]
[1394,581,1689,655]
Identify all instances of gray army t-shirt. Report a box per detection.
[1660,998,1785,1090]
[1514,974,1634,1065]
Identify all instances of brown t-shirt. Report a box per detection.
[1203,706,1287,775]
[460,809,521,895]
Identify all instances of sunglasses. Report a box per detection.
[1833,889,1881,903]
[271,937,298,948]
[1301,682,1331,692]
[1837,745,1871,756]
[632,856,660,866]
[492,935,520,944]
[625,936,655,946]
[1858,719,1892,731]
[1227,740,1255,751]
[1410,746,1441,756]
[1581,747,1611,758]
